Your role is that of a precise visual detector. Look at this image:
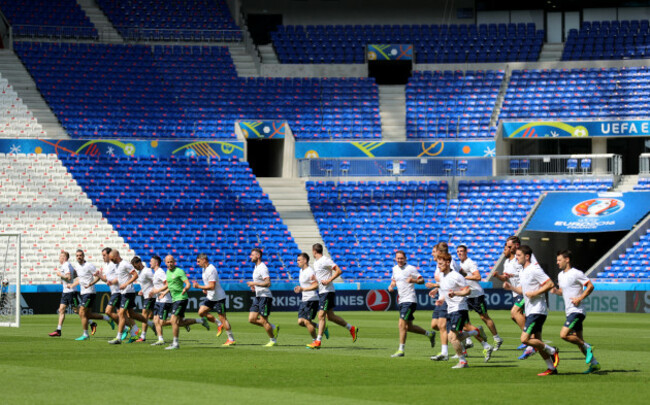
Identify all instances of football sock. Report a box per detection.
[216,319,223,327]
[493,334,501,340]
[425,331,433,337]
[57,325,62,331]
[545,357,556,370]
[459,355,466,363]
[399,344,405,351]
[482,341,491,349]
[466,330,478,337]
[316,335,323,342]
[83,330,89,337]
[102,315,111,322]
[227,331,234,340]
[270,338,277,343]
[173,337,179,345]
[345,323,352,330]
[441,344,449,356]
[147,320,155,328]
[140,332,146,340]
[544,344,556,355]
[195,318,202,323]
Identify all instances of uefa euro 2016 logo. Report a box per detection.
[572,198,624,217]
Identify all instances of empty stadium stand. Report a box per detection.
[405,70,502,139]
[271,23,543,64]
[0,153,131,284]
[0,0,97,39]
[15,42,381,140]
[60,155,301,280]
[563,20,650,61]
[597,229,650,281]
[0,72,45,137]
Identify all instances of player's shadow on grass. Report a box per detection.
[561,369,640,376]
[475,364,518,368]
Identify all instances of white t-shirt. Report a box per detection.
[299,266,318,302]
[253,262,272,298]
[152,268,171,303]
[60,262,76,293]
[76,262,97,295]
[115,260,137,294]
[503,256,522,298]
[439,270,468,313]
[459,257,483,298]
[313,256,337,294]
[558,268,591,316]
[392,264,421,304]
[138,267,154,298]
[104,262,120,294]
[203,264,226,301]
[433,259,460,300]
[520,262,551,315]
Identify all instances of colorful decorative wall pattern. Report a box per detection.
[238,120,288,139]
[367,44,413,61]
[295,140,495,159]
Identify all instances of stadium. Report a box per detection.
[0,0,648,403]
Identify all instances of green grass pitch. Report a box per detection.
[1,311,648,404]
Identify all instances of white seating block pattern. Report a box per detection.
[0,73,46,138]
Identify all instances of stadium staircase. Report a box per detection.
[0,50,67,138]
[490,69,512,127]
[228,42,259,77]
[258,44,279,64]
[612,175,639,192]
[538,43,564,62]
[0,153,132,284]
[76,0,123,42]
[257,178,328,256]
[378,85,406,141]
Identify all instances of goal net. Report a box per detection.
[0,234,21,327]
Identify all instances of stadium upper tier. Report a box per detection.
[15,42,380,140]
[0,153,132,284]
[563,20,650,61]
[96,0,240,41]
[501,66,650,119]
[405,70,501,139]
[0,0,97,39]
[271,23,543,64]
[60,155,301,281]
[308,178,612,280]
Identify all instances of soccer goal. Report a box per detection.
[0,234,21,327]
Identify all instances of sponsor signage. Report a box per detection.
[548,290,626,313]
[526,192,650,232]
[503,119,650,138]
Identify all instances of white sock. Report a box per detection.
[83,330,89,337]
[116,332,121,340]
[481,341,490,349]
[582,342,591,350]
[148,320,155,328]
[158,335,164,341]
[544,344,556,355]
[57,325,62,330]
[316,335,323,342]
[441,344,448,356]
[399,344,405,351]
[270,323,276,330]
[459,354,466,363]
[345,323,352,330]
[173,337,179,345]
[465,337,473,344]
[216,319,223,327]
[425,331,432,337]
[140,332,146,340]
[227,331,234,340]
[466,330,478,337]
[270,338,277,343]
[590,357,598,365]
[195,318,202,324]
[494,334,501,340]
[103,315,111,322]
[545,357,555,370]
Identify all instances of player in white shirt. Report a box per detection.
[428,242,460,361]
[434,252,492,368]
[96,248,122,329]
[246,248,279,347]
[293,253,328,342]
[149,255,173,346]
[457,245,503,351]
[130,256,157,343]
[49,251,79,337]
[69,249,114,340]
[388,250,435,357]
[504,245,560,376]
[550,250,600,374]
[193,253,235,346]
[306,243,358,350]
[108,250,149,344]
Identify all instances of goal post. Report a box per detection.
[0,234,21,328]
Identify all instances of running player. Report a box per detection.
[247,248,278,347]
[161,254,208,350]
[293,253,327,342]
[149,255,172,346]
[437,252,492,368]
[49,251,78,337]
[96,247,121,330]
[457,245,503,350]
[388,250,436,357]
[504,245,560,376]
[131,256,156,342]
[193,253,236,346]
[306,243,358,349]
[71,249,114,340]
[550,250,600,374]
[429,242,460,361]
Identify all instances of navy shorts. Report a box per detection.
[250,297,272,317]
[564,313,585,332]
[514,295,525,310]
[524,314,547,335]
[298,300,319,320]
[432,301,448,319]
[107,293,121,309]
[318,292,336,311]
[467,295,488,315]
[154,302,172,320]
[60,292,80,307]
[143,298,156,311]
[120,293,136,310]
[80,293,95,309]
[399,302,417,321]
[447,310,470,333]
[200,298,227,315]
[171,299,188,318]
